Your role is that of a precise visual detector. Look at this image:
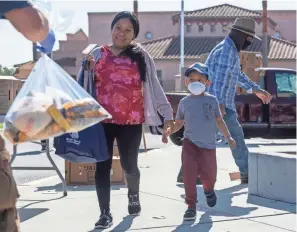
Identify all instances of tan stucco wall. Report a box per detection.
[268,59,296,70]
[88,12,178,46]
[267,10,296,43]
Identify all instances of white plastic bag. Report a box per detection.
[4,54,111,144]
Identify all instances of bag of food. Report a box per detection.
[4,54,111,144]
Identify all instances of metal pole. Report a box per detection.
[180,0,184,72]
[262,0,268,67]
[133,0,138,18]
[32,42,37,62]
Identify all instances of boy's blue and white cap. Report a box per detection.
[185,62,209,78]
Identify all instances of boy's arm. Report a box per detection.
[173,100,185,133]
[216,115,231,140]
[162,120,184,144]
[214,98,236,148]
[172,120,184,133]
[216,115,236,148]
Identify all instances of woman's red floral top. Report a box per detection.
[94,45,145,125]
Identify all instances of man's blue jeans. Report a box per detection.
[223,108,249,176]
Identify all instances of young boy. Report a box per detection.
[163,62,236,221]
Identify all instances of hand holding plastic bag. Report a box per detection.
[4,54,111,144]
[36,29,56,54]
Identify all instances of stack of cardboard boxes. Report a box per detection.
[238,52,263,93]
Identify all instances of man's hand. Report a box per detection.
[36,29,56,54]
[84,55,95,71]
[162,129,170,144]
[253,89,273,104]
[163,120,174,135]
[219,104,226,116]
[227,137,236,149]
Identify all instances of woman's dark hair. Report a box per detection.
[111,11,147,82]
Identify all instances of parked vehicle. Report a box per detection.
[149,68,296,146]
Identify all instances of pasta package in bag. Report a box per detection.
[4,54,111,144]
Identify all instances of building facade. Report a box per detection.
[53,3,296,91]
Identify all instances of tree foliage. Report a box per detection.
[0,65,15,76]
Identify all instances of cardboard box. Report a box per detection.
[65,142,126,185]
[229,172,241,181]
[238,52,262,94]
[0,78,24,114]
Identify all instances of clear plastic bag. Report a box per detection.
[4,54,111,144]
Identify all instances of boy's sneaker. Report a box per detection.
[183,208,196,221]
[95,210,113,229]
[204,190,217,207]
[128,193,141,215]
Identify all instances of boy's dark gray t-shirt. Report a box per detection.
[176,94,221,149]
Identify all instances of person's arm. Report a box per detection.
[172,100,185,133]
[171,120,184,133]
[1,1,49,42]
[216,115,231,140]
[143,49,173,121]
[162,101,184,143]
[213,99,236,148]
[237,71,260,92]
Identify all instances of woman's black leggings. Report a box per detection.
[95,123,142,212]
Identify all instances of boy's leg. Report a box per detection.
[198,148,217,207]
[177,166,202,185]
[182,139,199,210]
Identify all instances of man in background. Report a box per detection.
[205,18,272,184]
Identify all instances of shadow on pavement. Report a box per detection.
[18,196,65,222]
[247,195,296,213]
[18,208,49,222]
[11,151,44,156]
[110,215,137,232]
[172,213,213,232]
[174,184,258,231]
[200,184,258,217]
[87,215,136,232]
[34,182,127,192]
[18,195,65,208]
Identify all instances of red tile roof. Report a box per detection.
[141,35,296,60]
[172,3,277,26]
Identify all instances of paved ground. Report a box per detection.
[2,120,295,186]
[17,141,296,232]
[4,132,173,185]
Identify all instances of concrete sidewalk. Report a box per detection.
[17,144,296,232]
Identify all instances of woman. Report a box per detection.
[79,11,174,229]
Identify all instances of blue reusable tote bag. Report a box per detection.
[54,59,109,163]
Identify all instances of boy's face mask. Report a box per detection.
[188,82,206,95]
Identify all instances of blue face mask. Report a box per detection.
[187,82,206,95]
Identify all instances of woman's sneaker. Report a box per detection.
[204,190,217,207]
[95,210,113,229]
[183,208,196,221]
[128,193,141,215]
